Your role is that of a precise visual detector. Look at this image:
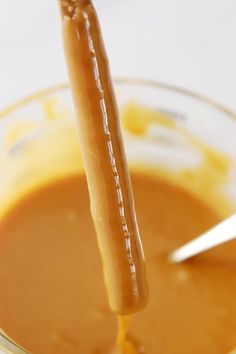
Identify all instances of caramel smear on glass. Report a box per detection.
[58,0,148,315]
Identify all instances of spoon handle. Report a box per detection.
[169,214,236,263]
[0,333,30,354]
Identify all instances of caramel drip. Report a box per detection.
[116,316,137,354]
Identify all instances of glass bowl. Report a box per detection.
[0,79,236,354]
[0,79,236,218]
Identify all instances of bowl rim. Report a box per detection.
[0,78,235,120]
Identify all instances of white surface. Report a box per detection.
[0,0,235,113]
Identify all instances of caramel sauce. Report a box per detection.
[1,172,234,354]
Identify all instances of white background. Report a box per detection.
[0,0,236,113]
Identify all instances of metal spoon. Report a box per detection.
[0,333,30,354]
[169,214,236,263]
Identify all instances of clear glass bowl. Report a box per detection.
[0,79,236,354]
[1,79,236,218]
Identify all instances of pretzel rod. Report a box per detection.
[58,0,148,314]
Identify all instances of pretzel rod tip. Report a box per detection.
[59,0,91,20]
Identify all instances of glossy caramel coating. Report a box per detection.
[59,0,148,314]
